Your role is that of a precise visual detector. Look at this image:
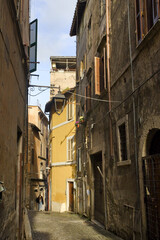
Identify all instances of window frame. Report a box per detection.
[67,136,75,162]
[77,148,82,172]
[67,96,74,121]
[85,82,91,112]
[94,48,107,96]
[88,17,92,49]
[135,0,160,45]
[100,0,105,18]
[116,115,131,166]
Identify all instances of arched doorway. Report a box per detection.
[142,129,160,239]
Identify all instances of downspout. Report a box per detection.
[127,0,141,239]
[104,0,112,229]
[106,0,113,157]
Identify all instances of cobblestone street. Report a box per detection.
[28,211,122,240]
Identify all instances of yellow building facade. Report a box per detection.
[46,91,76,212]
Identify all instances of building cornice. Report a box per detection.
[50,119,74,131]
[51,161,76,167]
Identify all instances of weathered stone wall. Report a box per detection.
[108,1,160,239]
[27,107,49,211]
[74,0,160,239]
[0,0,28,239]
[75,0,108,222]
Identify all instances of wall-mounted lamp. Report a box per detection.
[54,91,66,115]
[0,181,5,202]
[52,62,56,70]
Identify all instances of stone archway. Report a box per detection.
[138,117,160,240]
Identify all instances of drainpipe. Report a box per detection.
[104,0,112,229]
[106,0,113,157]
[127,0,141,239]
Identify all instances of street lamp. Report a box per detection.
[53,91,66,115]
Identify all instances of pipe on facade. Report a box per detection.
[127,0,142,239]
[103,0,112,229]
[106,0,113,158]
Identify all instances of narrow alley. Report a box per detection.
[1,0,160,239]
[28,211,122,240]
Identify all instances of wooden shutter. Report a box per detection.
[94,57,100,95]
[85,87,87,112]
[71,137,74,161]
[87,84,91,110]
[103,47,107,89]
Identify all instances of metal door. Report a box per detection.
[142,154,160,239]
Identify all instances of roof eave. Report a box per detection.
[70,0,87,37]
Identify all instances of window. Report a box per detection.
[85,82,91,112]
[117,115,131,165]
[80,60,84,79]
[31,148,34,165]
[40,121,44,135]
[135,0,159,44]
[88,17,92,49]
[40,142,42,156]
[94,49,107,95]
[46,148,48,160]
[119,123,127,161]
[67,96,74,120]
[80,54,87,80]
[67,136,75,161]
[77,148,82,172]
[100,0,105,17]
[29,19,38,73]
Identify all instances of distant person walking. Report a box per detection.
[36,194,44,211]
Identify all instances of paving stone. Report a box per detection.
[28,211,123,240]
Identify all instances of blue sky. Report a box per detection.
[28,0,76,112]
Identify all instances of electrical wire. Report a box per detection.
[67,90,121,103]
[91,66,160,126]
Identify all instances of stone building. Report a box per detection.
[70,0,107,224]
[45,56,77,212]
[0,0,30,239]
[27,106,49,211]
[70,0,160,240]
[45,89,77,212]
[50,56,76,98]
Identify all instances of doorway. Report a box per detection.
[142,129,160,239]
[68,181,74,212]
[92,152,105,225]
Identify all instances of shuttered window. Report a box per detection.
[85,83,91,112]
[146,0,159,29]
[135,0,160,44]
[117,115,130,163]
[67,96,73,120]
[94,57,100,95]
[67,136,75,161]
[77,148,82,172]
[94,52,106,95]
